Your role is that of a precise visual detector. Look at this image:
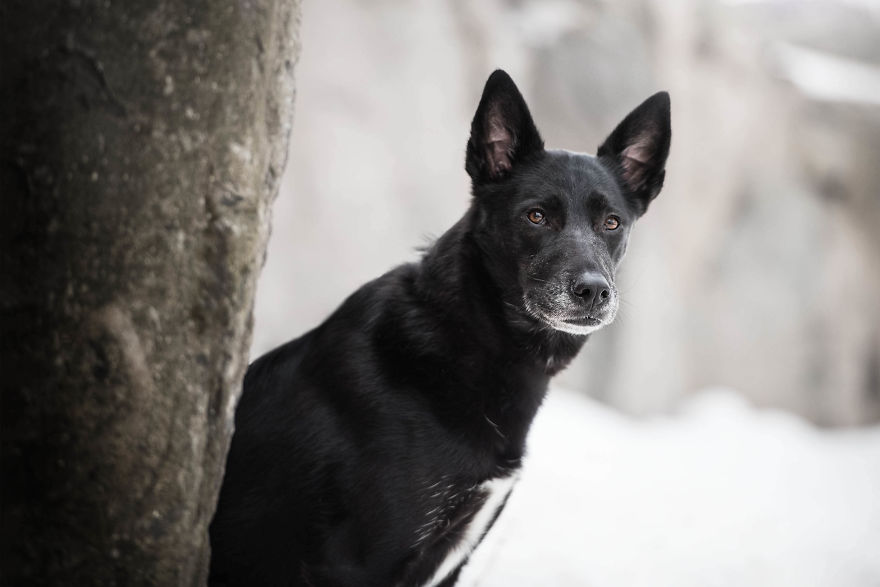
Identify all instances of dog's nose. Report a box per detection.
[571,272,611,308]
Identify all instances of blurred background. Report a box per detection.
[252,0,880,428]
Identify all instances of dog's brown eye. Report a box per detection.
[604,216,620,230]
[527,209,545,224]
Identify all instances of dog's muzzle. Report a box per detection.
[524,271,619,336]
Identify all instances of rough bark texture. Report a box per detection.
[0,1,300,584]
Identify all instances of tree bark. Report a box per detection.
[0,1,300,584]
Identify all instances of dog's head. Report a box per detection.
[466,70,670,336]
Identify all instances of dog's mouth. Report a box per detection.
[522,286,619,336]
[519,273,620,336]
[552,312,610,335]
[563,315,602,327]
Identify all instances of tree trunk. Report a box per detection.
[0,1,300,584]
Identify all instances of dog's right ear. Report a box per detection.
[466,70,544,184]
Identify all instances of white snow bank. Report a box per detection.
[461,388,880,587]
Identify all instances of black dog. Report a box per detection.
[209,70,670,586]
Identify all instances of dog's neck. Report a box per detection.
[404,208,588,461]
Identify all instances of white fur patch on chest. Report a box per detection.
[422,473,518,587]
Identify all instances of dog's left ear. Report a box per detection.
[598,92,671,215]
[466,70,544,184]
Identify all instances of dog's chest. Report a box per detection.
[415,472,518,587]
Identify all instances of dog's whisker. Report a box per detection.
[484,414,506,441]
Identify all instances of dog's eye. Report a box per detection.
[604,215,620,231]
[527,209,545,224]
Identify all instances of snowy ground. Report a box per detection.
[460,388,880,587]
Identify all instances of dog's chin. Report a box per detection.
[525,302,617,336]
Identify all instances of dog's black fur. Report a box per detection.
[209,70,670,587]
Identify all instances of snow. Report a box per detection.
[460,388,880,587]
